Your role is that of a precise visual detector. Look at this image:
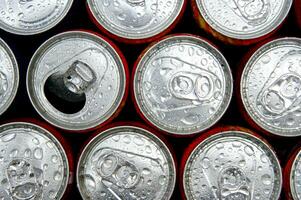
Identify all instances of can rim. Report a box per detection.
[195,0,292,40]
[86,0,185,40]
[26,30,127,131]
[133,34,233,135]
[0,121,70,199]
[240,37,301,137]
[290,150,301,200]
[182,130,282,200]
[76,125,177,199]
[0,0,74,35]
[0,38,19,116]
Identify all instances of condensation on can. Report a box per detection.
[76,122,176,200]
[0,38,19,116]
[191,0,292,45]
[180,126,282,200]
[132,34,233,136]
[0,119,74,200]
[27,30,129,132]
[239,37,301,137]
[86,0,187,44]
[0,0,73,35]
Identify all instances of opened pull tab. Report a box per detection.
[44,60,97,114]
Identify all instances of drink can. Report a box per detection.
[284,146,301,200]
[133,34,233,136]
[27,30,129,132]
[0,38,19,116]
[86,0,186,44]
[239,37,301,137]
[180,126,282,200]
[191,0,292,45]
[76,123,176,200]
[0,120,73,199]
[0,0,73,35]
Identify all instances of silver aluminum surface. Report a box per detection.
[134,35,233,135]
[183,131,282,200]
[290,150,301,200]
[0,0,73,35]
[0,38,19,116]
[241,38,301,137]
[87,0,184,40]
[77,126,176,200]
[27,31,126,131]
[195,0,292,40]
[0,122,69,200]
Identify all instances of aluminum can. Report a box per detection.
[133,34,233,136]
[27,31,129,132]
[86,0,186,44]
[0,120,73,200]
[191,0,292,45]
[180,126,282,200]
[0,0,73,35]
[239,37,301,137]
[0,38,19,116]
[284,146,301,200]
[76,123,176,200]
[295,0,301,29]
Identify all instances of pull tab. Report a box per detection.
[127,0,145,6]
[63,61,97,95]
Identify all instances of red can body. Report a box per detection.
[295,0,301,29]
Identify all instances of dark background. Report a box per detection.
[0,1,300,199]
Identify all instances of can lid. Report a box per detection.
[27,31,127,131]
[290,150,301,200]
[241,37,301,137]
[183,131,282,200]
[0,0,73,35]
[134,35,233,135]
[77,126,176,200]
[195,0,292,40]
[0,38,19,116]
[87,0,185,40]
[0,122,69,199]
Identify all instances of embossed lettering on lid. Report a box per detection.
[195,0,292,40]
[0,0,73,35]
[183,131,282,200]
[241,38,301,136]
[134,35,233,135]
[77,126,176,200]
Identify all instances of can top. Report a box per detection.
[241,37,301,137]
[134,35,233,135]
[87,0,185,40]
[27,31,127,131]
[0,122,69,200]
[0,38,19,116]
[290,150,301,200]
[0,0,73,35]
[183,131,282,200]
[195,0,292,40]
[77,125,176,200]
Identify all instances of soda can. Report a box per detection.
[295,0,301,29]
[0,120,73,199]
[0,0,73,35]
[76,123,176,200]
[0,38,19,116]
[239,37,301,137]
[86,0,186,44]
[27,31,129,132]
[132,34,233,136]
[180,126,282,200]
[191,0,292,45]
[284,146,301,200]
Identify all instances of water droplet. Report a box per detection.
[32,137,40,145]
[83,174,96,191]
[123,135,131,144]
[34,148,43,160]
[260,154,269,163]
[261,174,272,185]
[244,146,254,156]
[24,149,31,158]
[1,133,16,142]
[202,157,210,169]
[142,168,151,175]
[51,155,58,163]
[54,171,62,181]
[158,175,166,185]
[9,149,18,157]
